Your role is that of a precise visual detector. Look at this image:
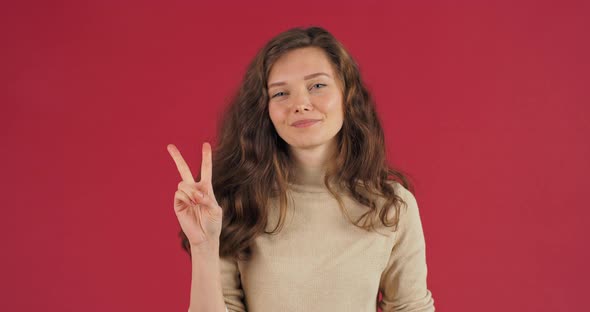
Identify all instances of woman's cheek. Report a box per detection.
[269,107,286,126]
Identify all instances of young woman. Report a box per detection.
[167,26,435,312]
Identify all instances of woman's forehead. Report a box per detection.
[268,47,336,86]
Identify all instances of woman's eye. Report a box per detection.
[271,91,286,98]
[310,83,326,90]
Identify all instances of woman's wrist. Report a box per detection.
[190,239,220,257]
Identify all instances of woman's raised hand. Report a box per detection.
[167,142,223,249]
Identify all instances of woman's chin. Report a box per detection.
[287,139,334,151]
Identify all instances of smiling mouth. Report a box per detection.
[292,120,321,128]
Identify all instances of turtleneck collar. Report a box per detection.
[287,163,328,193]
[286,161,352,194]
[285,141,341,193]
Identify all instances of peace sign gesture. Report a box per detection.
[167,142,223,249]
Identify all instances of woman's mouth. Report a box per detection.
[291,119,321,128]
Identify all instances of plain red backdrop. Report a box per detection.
[1,0,588,311]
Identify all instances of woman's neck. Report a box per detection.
[288,140,337,187]
[290,162,326,187]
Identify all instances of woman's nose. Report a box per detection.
[293,90,313,112]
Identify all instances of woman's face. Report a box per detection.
[267,47,344,151]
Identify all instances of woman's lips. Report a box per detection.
[292,119,321,128]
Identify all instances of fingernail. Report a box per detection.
[197,191,204,198]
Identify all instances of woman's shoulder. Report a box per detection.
[384,180,414,203]
[372,179,418,227]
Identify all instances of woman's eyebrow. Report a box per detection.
[268,72,331,88]
[303,72,331,80]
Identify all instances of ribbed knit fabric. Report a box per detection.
[219,167,435,312]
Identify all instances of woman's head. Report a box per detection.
[260,27,372,169]
[220,26,389,179]
[267,46,344,161]
[180,26,413,261]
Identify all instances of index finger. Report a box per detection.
[200,142,212,186]
[167,144,196,183]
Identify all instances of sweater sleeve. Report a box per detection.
[219,255,247,312]
[378,183,435,312]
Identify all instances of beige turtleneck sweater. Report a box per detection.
[218,167,435,312]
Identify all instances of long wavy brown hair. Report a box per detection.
[180,26,414,261]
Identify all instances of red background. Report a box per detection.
[2,0,588,311]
